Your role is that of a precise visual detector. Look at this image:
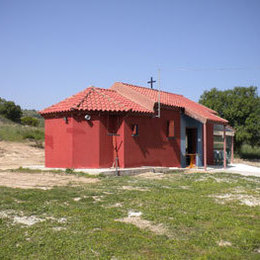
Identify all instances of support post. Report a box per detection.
[231,135,234,164]
[223,125,227,169]
[203,122,207,171]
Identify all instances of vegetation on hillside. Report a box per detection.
[22,109,44,127]
[0,98,44,145]
[21,116,40,127]
[0,123,44,143]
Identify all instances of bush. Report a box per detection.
[21,116,39,127]
[22,129,44,141]
[65,168,74,174]
[239,144,260,159]
[22,109,45,127]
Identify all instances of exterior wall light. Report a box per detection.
[85,114,91,121]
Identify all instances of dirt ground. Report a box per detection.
[0,171,99,190]
[233,158,260,168]
[0,141,44,170]
[0,141,98,189]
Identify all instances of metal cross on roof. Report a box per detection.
[147,77,156,89]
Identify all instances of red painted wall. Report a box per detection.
[44,110,204,169]
[206,122,214,165]
[45,115,104,168]
[123,110,181,167]
[72,115,100,168]
[45,117,73,168]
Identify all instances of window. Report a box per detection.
[132,124,138,136]
[167,120,175,138]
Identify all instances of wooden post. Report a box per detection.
[231,135,234,164]
[203,122,207,171]
[223,125,227,168]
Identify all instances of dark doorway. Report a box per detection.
[186,128,197,166]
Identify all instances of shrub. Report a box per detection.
[22,129,44,141]
[239,144,260,159]
[65,168,74,174]
[21,116,39,127]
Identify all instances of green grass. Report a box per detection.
[0,123,44,142]
[7,166,98,178]
[0,171,259,259]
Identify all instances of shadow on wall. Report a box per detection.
[124,110,181,167]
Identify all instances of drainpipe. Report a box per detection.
[203,122,207,171]
[223,125,227,169]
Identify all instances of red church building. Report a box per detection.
[40,82,229,169]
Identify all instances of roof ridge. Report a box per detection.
[94,87,116,92]
[72,87,95,110]
[114,91,150,112]
[111,82,155,111]
[91,87,130,111]
[73,87,122,111]
[119,82,184,97]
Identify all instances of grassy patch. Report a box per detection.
[0,171,259,259]
[0,123,44,142]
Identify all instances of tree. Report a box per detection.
[199,86,260,149]
[0,98,22,123]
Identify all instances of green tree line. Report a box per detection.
[0,97,22,123]
[199,86,260,150]
[0,97,41,126]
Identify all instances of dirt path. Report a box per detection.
[0,141,44,170]
[0,171,99,189]
[233,158,260,168]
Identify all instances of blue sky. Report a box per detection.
[0,0,259,110]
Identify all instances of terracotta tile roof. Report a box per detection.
[111,82,228,124]
[39,87,152,115]
[40,82,228,124]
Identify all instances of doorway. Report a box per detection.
[186,128,197,166]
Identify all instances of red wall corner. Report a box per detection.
[45,117,73,168]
